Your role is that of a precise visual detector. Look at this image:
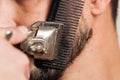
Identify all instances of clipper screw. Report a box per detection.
[29,43,44,53]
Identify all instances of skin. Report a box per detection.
[0,0,119,80]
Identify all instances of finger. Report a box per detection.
[0,38,30,79]
[0,26,29,44]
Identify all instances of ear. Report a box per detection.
[91,0,111,15]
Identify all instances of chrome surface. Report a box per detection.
[20,22,63,60]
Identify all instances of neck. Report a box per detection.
[61,7,120,80]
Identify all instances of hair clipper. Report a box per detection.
[20,0,85,70]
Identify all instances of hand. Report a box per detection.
[0,26,30,80]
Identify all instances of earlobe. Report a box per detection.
[91,0,111,15]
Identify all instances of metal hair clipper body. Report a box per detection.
[20,22,63,60]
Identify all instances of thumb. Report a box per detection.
[0,26,29,44]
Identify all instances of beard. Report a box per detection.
[30,66,63,80]
[29,19,93,80]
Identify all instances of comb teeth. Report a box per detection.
[37,0,85,70]
[55,0,85,66]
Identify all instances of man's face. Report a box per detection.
[0,0,92,80]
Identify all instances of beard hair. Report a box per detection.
[29,18,93,80]
[30,67,63,80]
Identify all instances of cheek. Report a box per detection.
[81,0,93,27]
[14,1,51,27]
[16,12,45,27]
[15,8,47,27]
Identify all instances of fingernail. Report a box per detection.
[18,26,29,35]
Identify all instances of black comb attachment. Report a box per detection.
[36,0,85,70]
